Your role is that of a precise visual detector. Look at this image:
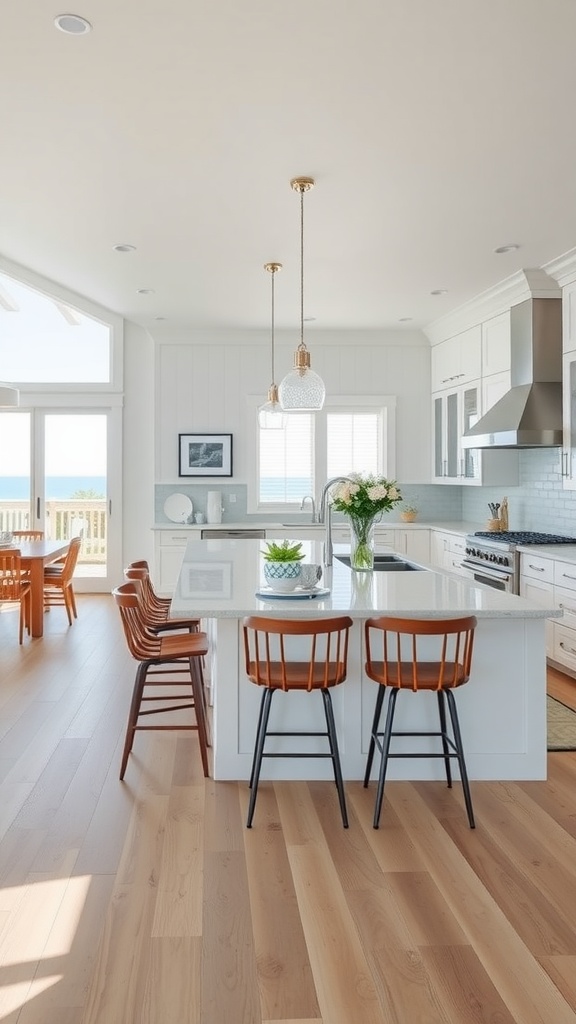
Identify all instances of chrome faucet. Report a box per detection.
[318,476,355,566]
[300,494,317,521]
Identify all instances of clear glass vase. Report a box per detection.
[348,514,377,571]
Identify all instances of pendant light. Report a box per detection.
[278,177,325,411]
[0,384,19,407]
[258,262,287,429]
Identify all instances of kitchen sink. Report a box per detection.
[335,553,425,571]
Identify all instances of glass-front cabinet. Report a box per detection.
[433,382,480,483]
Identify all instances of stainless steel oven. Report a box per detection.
[460,558,516,592]
[463,530,576,595]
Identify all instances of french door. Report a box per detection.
[0,407,122,592]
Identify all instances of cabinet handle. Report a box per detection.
[527,564,545,572]
[561,573,576,581]
[559,642,576,656]
[443,459,447,476]
[562,451,569,477]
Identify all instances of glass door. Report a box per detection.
[0,412,32,531]
[36,410,121,591]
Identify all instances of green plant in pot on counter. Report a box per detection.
[262,540,305,592]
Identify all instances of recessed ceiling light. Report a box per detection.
[113,243,136,253]
[137,288,155,295]
[430,289,448,296]
[54,13,92,34]
[494,243,520,254]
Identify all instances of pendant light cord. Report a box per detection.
[271,265,276,383]
[299,185,305,349]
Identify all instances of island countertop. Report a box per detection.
[171,537,555,783]
[171,537,559,620]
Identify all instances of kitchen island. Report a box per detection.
[171,537,560,782]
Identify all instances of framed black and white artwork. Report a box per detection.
[178,433,233,477]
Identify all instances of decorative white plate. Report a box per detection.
[164,493,193,523]
[256,586,331,600]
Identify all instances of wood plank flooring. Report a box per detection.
[1,596,576,1023]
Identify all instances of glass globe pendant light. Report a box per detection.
[258,262,287,429]
[278,177,326,412]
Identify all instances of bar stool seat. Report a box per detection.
[243,614,353,829]
[363,615,477,830]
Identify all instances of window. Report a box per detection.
[249,395,396,511]
[0,268,116,385]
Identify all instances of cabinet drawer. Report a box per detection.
[158,531,195,546]
[553,560,576,591]
[520,553,554,584]
[553,622,576,672]
[374,529,396,548]
[554,585,576,630]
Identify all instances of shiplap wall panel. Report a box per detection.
[157,333,430,482]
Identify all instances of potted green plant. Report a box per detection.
[262,539,305,591]
[399,501,418,523]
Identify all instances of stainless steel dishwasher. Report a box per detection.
[200,529,266,540]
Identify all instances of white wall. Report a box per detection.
[154,328,431,486]
[123,320,156,568]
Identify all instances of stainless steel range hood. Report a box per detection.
[461,296,563,449]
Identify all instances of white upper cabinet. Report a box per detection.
[481,311,511,377]
[563,281,576,353]
[431,315,518,487]
[430,326,481,391]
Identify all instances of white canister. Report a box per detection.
[206,491,223,524]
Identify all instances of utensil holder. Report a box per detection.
[486,518,502,532]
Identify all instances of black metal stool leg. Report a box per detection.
[437,689,453,787]
[246,688,275,828]
[363,684,386,787]
[373,687,399,829]
[321,689,349,828]
[249,687,268,789]
[445,689,475,829]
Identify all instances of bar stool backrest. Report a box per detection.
[112,581,162,660]
[243,614,353,692]
[365,615,477,692]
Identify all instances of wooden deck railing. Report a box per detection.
[0,500,107,563]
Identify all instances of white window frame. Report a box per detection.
[247,394,397,514]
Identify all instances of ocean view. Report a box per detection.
[0,476,106,499]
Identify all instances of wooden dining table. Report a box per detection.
[18,539,71,638]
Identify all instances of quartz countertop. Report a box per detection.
[171,537,559,620]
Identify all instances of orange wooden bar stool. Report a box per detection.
[124,562,201,633]
[363,615,477,830]
[112,581,210,779]
[243,614,353,828]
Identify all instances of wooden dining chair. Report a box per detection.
[12,530,44,541]
[0,549,31,643]
[242,614,353,828]
[43,536,81,624]
[363,615,477,829]
[124,562,200,633]
[112,581,210,779]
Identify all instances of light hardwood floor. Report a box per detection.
[1,596,576,1023]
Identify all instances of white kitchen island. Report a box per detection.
[171,537,560,782]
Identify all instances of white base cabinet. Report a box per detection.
[519,552,576,672]
[430,530,468,577]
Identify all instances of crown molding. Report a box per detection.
[543,246,576,287]
[424,268,561,346]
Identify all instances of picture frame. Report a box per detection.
[181,562,233,600]
[178,433,233,477]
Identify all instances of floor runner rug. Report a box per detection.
[547,695,576,751]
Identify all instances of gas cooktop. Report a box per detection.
[473,531,576,545]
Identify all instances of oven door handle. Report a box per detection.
[460,559,514,582]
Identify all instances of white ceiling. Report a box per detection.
[2,0,576,334]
